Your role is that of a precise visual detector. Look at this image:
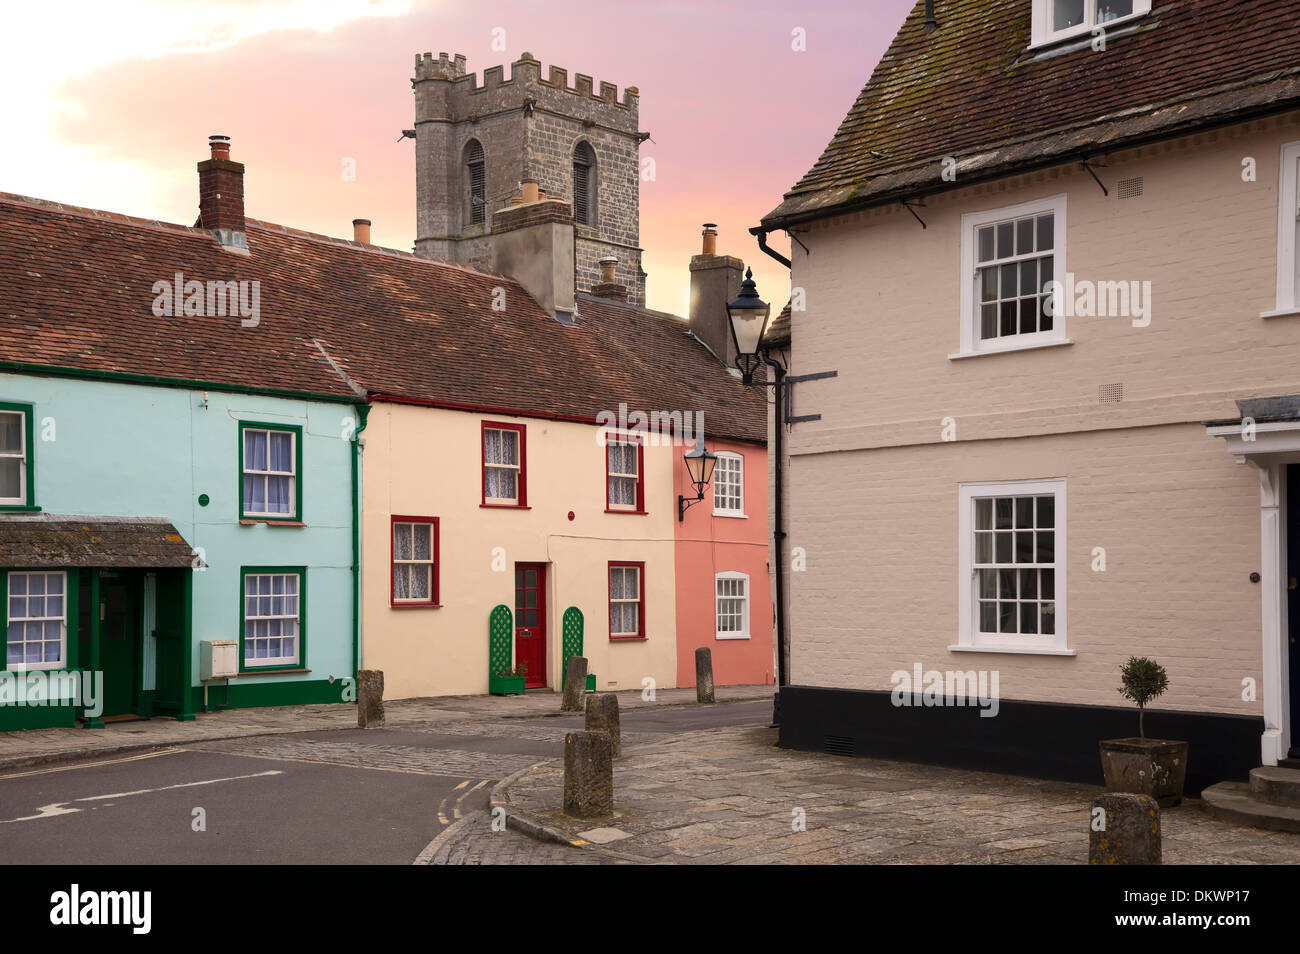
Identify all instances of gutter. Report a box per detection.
[368,392,766,447]
[750,227,792,269]
[0,360,363,406]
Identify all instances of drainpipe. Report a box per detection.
[750,226,792,689]
[351,404,371,681]
[763,353,789,689]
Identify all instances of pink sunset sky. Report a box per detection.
[1,0,913,316]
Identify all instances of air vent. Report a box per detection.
[824,735,855,757]
[1099,382,1124,404]
[1117,177,1144,199]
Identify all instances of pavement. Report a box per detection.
[466,723,1300,865]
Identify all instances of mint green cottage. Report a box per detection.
[0,183,366,730]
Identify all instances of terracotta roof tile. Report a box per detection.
[0,193,765,442]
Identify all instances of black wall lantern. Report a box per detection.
[677,438,718,522]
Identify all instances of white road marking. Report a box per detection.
[0,769,283,824]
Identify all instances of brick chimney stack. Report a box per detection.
[689,223,743,367]
[198,135,247,251]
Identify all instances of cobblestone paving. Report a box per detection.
[0,686,770,770]
[401,721,658,745]
[427,816,618,865]
[497,726,1300,865]
[190,737,541,779]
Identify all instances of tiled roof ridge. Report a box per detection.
[0,191,520,287]
[0,192,208,239]
[575,291,686,325]
[245,219,515,283]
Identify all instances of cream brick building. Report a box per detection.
[758,0,1300,792]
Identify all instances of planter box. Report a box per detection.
[489,674,525,696]
[1099,738,1189,807]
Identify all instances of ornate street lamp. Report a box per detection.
[726,268,772,386]
[677,437,718,522]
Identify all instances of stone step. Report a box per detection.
[1249,766,1300,807]
[1202,781,1300,833]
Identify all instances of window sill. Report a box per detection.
[0,505,42,512]
[609,636,647,642]
[949,339,1073,361]
[235,667,312,676]
[1027,13,1149,52]
[1261,307,1300,319]
[390,602,441,609]
[712,511,747,519]
[605,508,648,515]
[948,644,1076,656]
[716,633,751,641]
[240,518,306,526]
[481,503,530,510]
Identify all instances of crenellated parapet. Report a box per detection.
[412,51,639,130]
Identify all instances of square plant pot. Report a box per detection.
[1099,738,1189,807]
[489,674,525,696]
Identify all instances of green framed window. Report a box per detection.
[238,422,302,521]
[0,402,36,510]
[6,570,67,670]
[240,567,305,671]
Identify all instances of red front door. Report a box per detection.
[514,563,547,689]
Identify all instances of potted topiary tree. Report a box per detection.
[1099,656,1188,807]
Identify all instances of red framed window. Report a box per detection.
[391,516,439,607]
[604,432,645,513]
[482,422,527,508]
[608,561,645,640]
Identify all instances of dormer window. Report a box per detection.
[1031,0,1150,47]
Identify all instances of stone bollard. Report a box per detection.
[695,647,715,704]
[1089,792,1161,865]
[561,656,588,712]
[563,730,613,818]
[585,693,622,758]
[357,669,384,728]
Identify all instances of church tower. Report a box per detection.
[411,51,647,306]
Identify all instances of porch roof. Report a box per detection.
[1204,396,1300,429]
[0,515,200,569]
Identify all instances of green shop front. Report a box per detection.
[0,515,197,730]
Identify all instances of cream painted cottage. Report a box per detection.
[758,0,1300,802]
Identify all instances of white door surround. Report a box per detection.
[1206,420,1300,764]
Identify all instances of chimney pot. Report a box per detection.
[352,218,372,244]
[521,178,539,203]
[701,223,718,255]
[598,256,618,284]
[199,134,246,250]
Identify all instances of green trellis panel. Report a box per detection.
[489,604,513,675]
[561,606,583,690]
